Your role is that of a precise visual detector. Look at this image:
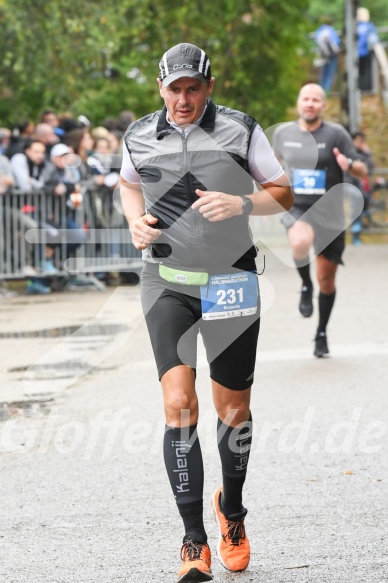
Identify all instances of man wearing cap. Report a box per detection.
[44,143,87,257]
[47,143,81,196]
[120,43,292,582]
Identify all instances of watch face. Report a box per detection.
[242,196,253,215]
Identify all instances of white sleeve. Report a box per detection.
[120,144,141,184]
[248,126,284,184]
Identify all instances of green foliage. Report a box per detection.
[109,0,311,126]
[0,0,125,124]
[0,0,309,129]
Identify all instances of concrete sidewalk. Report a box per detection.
[0,244,387,582]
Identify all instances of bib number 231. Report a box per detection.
[200,272,259,320]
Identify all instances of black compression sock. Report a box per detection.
[317,291,336,333]
[217,415,252,518]
[294,257,312,288]
[163,424,206,541]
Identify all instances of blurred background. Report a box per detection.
[0,0,386,130]
[0,0,387,295]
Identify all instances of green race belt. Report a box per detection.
[159,265,208,285]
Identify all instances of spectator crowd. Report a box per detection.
[0,109,136,294]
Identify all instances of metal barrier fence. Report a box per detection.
[1,173,387,282]
[0,188,142,280]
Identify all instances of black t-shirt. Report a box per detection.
[273,121,360,230]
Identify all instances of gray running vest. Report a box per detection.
[124,99,258,272]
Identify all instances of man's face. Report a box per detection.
[297,86,326,125]
[26,142,46,165]
[36,125,58,145]
[51,155,65,169]
[353,135,364,150]
[43,113,59,128]
[158,77,214,126]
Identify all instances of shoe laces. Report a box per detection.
[181,540,206,562]
[223,519,246,547]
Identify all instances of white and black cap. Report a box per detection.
[159,43,211,87]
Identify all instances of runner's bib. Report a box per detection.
[293,168,327,195]
[200,272,259,320]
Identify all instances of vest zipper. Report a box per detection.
[181,129,205,265]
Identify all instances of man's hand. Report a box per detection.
[130,213,161,250]
[94,175,106,186]
[333,147,351,172]
[192,189,242,221]
[120,176,161,249]
[54,183,67,196]
[333,147,367,178]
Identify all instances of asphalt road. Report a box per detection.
[0,243,387,582]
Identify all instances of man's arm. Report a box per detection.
[191,173,293,222]
[10,154,32,194]
[119,175,161,250]
[333,147,368,179]
[191,122,293,221]
[0,156,13,192]
[250,172,293,215]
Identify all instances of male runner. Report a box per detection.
[273,84,367,357]
[120,43,293,581]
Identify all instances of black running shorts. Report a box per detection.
[141,265,261,390]
[282,208,345,265]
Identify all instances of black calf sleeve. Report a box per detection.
[217,415,253,517]
[163,424,206,540]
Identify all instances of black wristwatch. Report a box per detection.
[239,195,254,216]
[347,157,354,170]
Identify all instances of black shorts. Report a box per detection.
[282,209,345,265]
[141,265,261,390]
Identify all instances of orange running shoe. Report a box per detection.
[211,487,250,572]
[177,533,213,582]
